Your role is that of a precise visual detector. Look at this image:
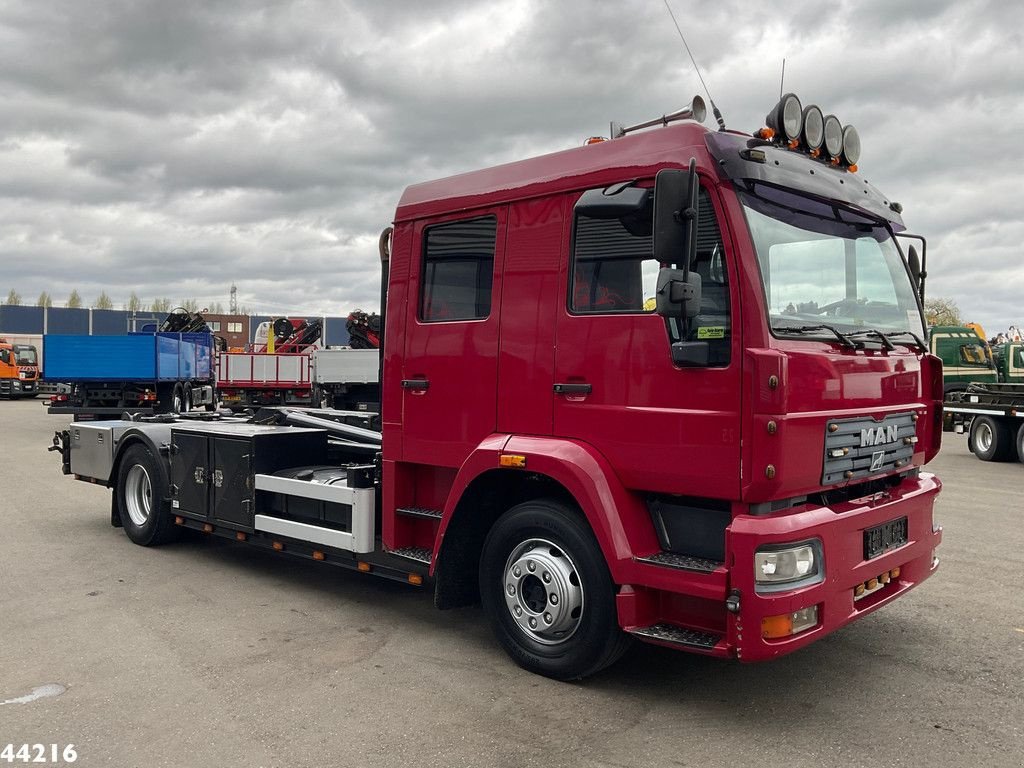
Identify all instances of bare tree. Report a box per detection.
[924,297,962,327]
[37,291,52,307]
[151,298,171,313]
[94,291,114,310]
[4,289,21,305]
[126,292,142,312]
[209,301,224,314]
[180,298,199,313]
[66,290,83,309]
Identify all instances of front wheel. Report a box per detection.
[479,499,630,680]
[116,444,179,546]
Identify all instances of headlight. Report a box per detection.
[802,105,824,151]
[823,115,843,158]
[841,124,860,166]
[754,541,823,590]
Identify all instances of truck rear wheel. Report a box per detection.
[479,499,630,680]
[969,415,1015,461]
[1017,422,1024,464]
[116,444,179,546]
[172,384,184,414]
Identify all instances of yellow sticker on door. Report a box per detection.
[697,326,725,339]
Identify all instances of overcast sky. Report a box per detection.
[0,0,1021,331]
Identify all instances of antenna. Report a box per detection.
[662,0,726,131]
[779,58,786,99]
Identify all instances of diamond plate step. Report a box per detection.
[388,546,433,565]
[629,623,721,650]
[634,551,723,573]
[396,506,443,520]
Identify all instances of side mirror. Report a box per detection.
[654,162,698,268]
[574,184,648,219]
[655,268,702,319]
[907,244,926,302]
[671,341,710,367]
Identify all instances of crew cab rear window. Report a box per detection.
[420,216,497,322]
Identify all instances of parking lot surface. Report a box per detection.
[1,398,1022,767]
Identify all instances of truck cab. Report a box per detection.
[0,339,40,398]
[379,93,942,672]
[992,341,1024,384]
[929,325,998,393]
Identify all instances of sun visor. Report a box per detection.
[706,131,904,228]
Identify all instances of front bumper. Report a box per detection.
[727,472,941,661]
[618,472,942,661]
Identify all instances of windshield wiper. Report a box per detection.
[775,324,860,349]
[845,329,895,351]
[846,329,928,352]
[883,330,928,351]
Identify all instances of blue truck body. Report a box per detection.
[43,331,216,416]
[43,332,213,382]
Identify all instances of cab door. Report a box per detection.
[400,209,506,468]
[552,184,742,499]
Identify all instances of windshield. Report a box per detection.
[13,346,37,365]
[741,187,925,340]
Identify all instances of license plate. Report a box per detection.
[864,517,908,560]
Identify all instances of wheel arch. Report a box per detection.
[108,426,175,524]
[432,436,659,609]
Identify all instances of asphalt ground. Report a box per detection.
[1,398,1021,768]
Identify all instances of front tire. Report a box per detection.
[479,499,630,680]
[116,444,179,546]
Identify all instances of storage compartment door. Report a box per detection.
[171,432,210,517]
[212,438,254,528]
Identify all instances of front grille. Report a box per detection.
[822,412,917,485]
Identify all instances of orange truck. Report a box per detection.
[0,338,40,398]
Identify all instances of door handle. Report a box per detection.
[401,379,430,391]
[553,382,592,395]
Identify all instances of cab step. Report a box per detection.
[634,551,722,573]
[388,546,433,565]
[396,506,443,520]
[628,623,722,650]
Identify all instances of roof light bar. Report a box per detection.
[756,95,860,170]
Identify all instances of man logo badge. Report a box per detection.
[860,424,898,447]
[870,450,886,472]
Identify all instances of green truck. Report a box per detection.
[990,341,1024,384]
[929,325,997,394]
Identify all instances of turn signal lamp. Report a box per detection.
[823,114,843,158]
[802,105,824,150]
[762,606,819,639]
[499,454,527,468]
[766,93,803,142]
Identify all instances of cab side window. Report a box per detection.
[569,186,731,365]
[420,216,497,322]
[0,349,9,364]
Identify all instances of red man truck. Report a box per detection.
[50,92,943,679]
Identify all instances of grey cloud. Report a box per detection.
[0,0,1021,330]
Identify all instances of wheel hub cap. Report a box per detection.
[503,538,584,645]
